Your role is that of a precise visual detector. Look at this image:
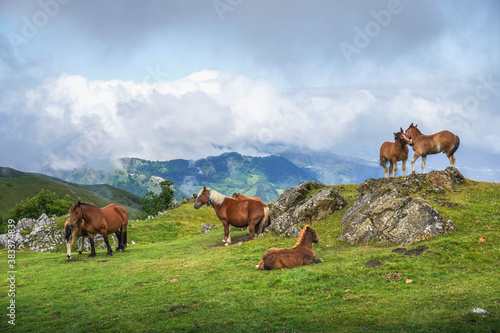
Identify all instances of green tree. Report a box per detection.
[140,180,175,216]
[1,190,73,231]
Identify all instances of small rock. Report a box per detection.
[467,308,489,316]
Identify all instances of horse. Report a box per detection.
[405,123,460,174]
[64,217,88,257]
[379,128,412,178]
[65,202,129,259]
[232,193,263,203]
[256,225,321,270]
[194,187,270,245]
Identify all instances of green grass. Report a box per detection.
[1,181,499,332]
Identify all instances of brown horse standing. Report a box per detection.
[65,202,128,259]
[405,123,460,174]
[257,225,321,270]
[379,128,412,178]
[194,187,270,245]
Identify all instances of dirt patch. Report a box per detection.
[170,305,191,312]
[392,248,407,253]
[66,258,83,263]
[365,259,382,267]
[404,246,429,256]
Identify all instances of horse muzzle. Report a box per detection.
[193,203,201,210]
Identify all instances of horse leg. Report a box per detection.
[88,235,96,258]
[421,155,427,174]
[402,159,407,177]
[388,161,394,178]
[411,152,421,174]
[66,235,76,260]
[101,231,113,257]
[248,223,256,240]
[222,220,231,246]
[78,237,83,255]
[381,159,388,178]
[391,158,398,177]
[449,154,456,167]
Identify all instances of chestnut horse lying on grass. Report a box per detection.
[257,225,322,270]
[65,202,128,259]
[379,128,412,178]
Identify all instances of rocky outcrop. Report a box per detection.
[0,213,117,253]
[338,167,461,246]
[268,181,347,237]
[0,214,65,252]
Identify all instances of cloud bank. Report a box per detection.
[1,69,498,173]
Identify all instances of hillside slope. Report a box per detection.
[5,177,499,332]
[0,167,142,218]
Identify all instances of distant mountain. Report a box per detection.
[63,152,319,202]
[0,167,143,218]
[276,149,381,184]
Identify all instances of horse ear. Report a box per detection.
[415,124,418,128]
[400,127,404,132]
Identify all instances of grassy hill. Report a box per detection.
[3,176,499,332]
[0,167,143,219]
[63,152,319,202]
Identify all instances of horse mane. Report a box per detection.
[198,188,227,205]
[295,225,310,246]
[409,124,422,135]
[70,202,98,212]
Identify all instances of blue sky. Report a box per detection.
[0,0,499,179]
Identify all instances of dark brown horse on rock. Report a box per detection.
[405,123,460,174]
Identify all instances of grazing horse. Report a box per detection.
[256,225,321,270]
[64,217,88,256]
[379,128,412,178]
[65,202,128,259]
[405,123,460,174]
[194,187,270,245]
[232,193,263,203]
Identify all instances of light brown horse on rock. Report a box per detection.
[194,187,270,245]
[257,225,322,270]
[379,128,412,178]
[65,202,128,259]
[405,123,460,174]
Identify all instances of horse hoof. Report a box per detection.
[88,254,95,259]
[118,249,124,253]
[106,253,113,257]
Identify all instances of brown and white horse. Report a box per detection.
[194,187,270,245]
[65,202,128,259]
[405,123,460,174]
[379,128,412,178]
[256,225,321,270]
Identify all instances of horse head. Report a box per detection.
[405,123,421,140]
[395,128,413,146]
[69,201,85,225]
[194,187,210,209]
[308,226,320,244]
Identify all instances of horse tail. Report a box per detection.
[257,206,270,234]
[449,135,460,157]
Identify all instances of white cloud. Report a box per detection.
[1,69,499,173]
